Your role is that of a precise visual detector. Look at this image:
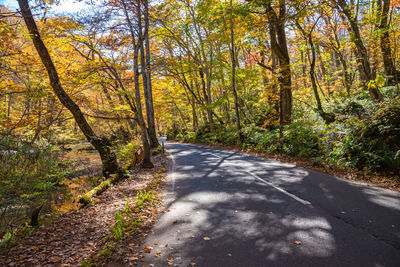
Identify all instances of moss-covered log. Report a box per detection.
[78,174,120,208]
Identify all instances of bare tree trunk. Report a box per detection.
[18,0,123,178]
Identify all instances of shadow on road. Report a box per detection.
[142,143,400,267]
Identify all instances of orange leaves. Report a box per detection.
[52,256,62,263]
[144,246,153,253]
[167,258,174,266]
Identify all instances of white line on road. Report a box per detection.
[209,152,311,205]
[245,171,311,205]
[169,152,177,191]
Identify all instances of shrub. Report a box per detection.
[116,139,141,169]
[176,133,184,141]
[0,142,70,245]
[184,132,196,142]
[281,121,322,157]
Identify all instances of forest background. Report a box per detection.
[1,0,399,248]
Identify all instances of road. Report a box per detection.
[142,141,400,267]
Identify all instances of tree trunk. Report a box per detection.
[335,0,383,101]
[18,0,122,178]
[378,0,400,84]
[307,32,335,124]
[199,68,213,129]
[121,0,153,168]
[143,0,159,148]
[229,0,241,136]
[134,0,154,168]
[266,1,292,127]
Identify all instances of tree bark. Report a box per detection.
[229,0,242,136]
[378,0,400,84]
[143,0,159,148]
[121,0,153,168]
[335,0,383,101]
[265,1,292,126]
[18,0,122,178]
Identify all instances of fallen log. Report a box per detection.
[78,174,120,208]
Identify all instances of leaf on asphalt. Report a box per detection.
[190,262,196,266]
[294,240,302,245]
[156,251,161,257]
[144,246,153,253]
[228,253,232,256]
[203,237,211,240]
[167,258,174,266]
[52,257,62,262]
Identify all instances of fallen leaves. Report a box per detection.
[167,258,174,266]
[4,154,168,267]
[144,246,153,253]
[203,237,211,241]
[52,257,62,263]
[294,240,302,245]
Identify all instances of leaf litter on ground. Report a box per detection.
[2,154,168,267]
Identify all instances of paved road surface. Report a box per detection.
[142,141,400,266]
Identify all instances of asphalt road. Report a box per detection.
[142,141,400,267]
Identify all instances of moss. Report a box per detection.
[78,176,117,208]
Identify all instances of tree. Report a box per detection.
[377,0,400,84]
[143,0,159,148]
[295,15,335,124]
[120,0,153,168]
[264,0,293,127]
[333,0,383,101]
[229,0,242,134]
[17,0,124,178]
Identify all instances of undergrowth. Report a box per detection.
[170,87,400,176]
[81,170,165,266]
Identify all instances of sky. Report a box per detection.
[0,0,91,14]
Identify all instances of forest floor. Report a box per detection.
[0,153,168,267]
[178,141,400,192]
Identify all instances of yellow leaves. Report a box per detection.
[203,237,211,240]
[0,80,24,91]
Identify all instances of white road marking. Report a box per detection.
[245,171,311,205]
[169,152,177,190]
[209,152,311,205]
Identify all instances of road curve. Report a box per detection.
[141,141,400,267]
